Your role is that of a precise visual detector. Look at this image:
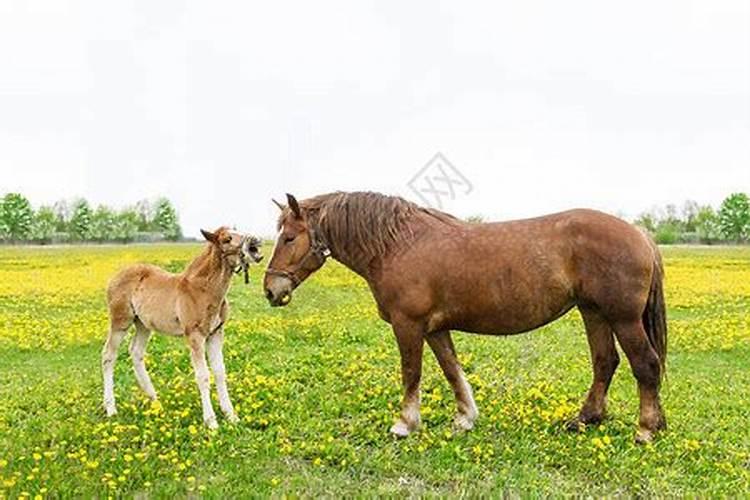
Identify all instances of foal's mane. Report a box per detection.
[281,191,459,265]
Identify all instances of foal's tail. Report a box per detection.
[642,242,667,379]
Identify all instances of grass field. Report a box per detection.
[0,244,749,497]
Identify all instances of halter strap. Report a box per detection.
[265,227,330,287]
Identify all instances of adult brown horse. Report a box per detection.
[264,192,667,443]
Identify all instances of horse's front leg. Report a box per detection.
[390,319,424,437]
[206,329,238,423]
[426,330,478,431]
[187,332,218,429]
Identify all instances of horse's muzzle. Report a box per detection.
[264,275,293,307]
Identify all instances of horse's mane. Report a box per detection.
[280,191,459,266]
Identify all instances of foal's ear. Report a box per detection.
[272,198,285,211]
[286,193,301,219]
[200,228,218,243]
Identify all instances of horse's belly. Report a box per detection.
[132,294,182,336]
[434,291,575,336]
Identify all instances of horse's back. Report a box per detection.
[107,264,173,299]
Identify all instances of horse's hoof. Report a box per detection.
[105,406,117,417]
[453,413,476,432]
[565,417,585,432]
[205,417,219,430]
[635,428,654,444]
[389,420,413,438]
[226,413,239,424]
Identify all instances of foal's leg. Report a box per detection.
[187,332,218,429]
[426,330,478,431]
[390,319,424,437]
[568,309,619,430]
[129,321,157,401]
[206,329,238,423]
[612,319,665,443]
[102,324,128,417]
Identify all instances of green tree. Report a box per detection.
[682,200,700,232]
[694,205,721,243]
[30,206,57,244]
[464,214,485,224]
[634,211,657,233]
[113,208,140,243]
[153,198,182,240]
[0,193,34,242]
[135,199,153,232]
[53,200,70,232]
[69,199,93,241]
[90,205,116,242]
[718,193,750,242]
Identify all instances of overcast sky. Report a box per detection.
[1,0,748,237]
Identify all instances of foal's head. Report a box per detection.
[200,227,263,273]
[264,193,329,307]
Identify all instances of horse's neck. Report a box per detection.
[183,245,233,298]
[316,220,392,280]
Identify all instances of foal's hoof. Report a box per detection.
[634,427,657,444]
[105,406,117,418]
[389,420,416,438]
[205,417,219,430]
[453,413,476,432]
[226,413,240,424]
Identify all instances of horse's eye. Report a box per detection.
[248,246,258,253]
[284,235,296,244]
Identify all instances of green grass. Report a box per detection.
[0,244,749,496]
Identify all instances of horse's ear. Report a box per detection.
[272,198,285,211]
[286,193,301,219]
[200,228,218,243]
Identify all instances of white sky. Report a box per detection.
[1,0,748,237]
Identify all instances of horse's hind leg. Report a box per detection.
[426,330,478,431]
[102,321,129,417]
[568,308,619,430]
[129,320,157,401]
[612,319,665,443]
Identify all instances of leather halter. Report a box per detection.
[265,227,330,288]
[230,235,260,284]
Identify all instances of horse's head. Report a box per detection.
[201,227,263,278]
[264,193,330,307]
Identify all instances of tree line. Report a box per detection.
[634,192,750,244]
[0,193,182,244]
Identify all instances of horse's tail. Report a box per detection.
[642,241,667,379]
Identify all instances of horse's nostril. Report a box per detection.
[265,289,274,300]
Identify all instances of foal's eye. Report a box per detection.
[284,235,296,244]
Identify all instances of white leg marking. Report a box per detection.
[454,369,478,431]
[102,329,127,417]
[206,330,237,422]
[390,394,421,437]
[189,336,218,429]
[129,326,157,400]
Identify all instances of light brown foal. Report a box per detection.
[264,192,667,443]
[102,227,262,428]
